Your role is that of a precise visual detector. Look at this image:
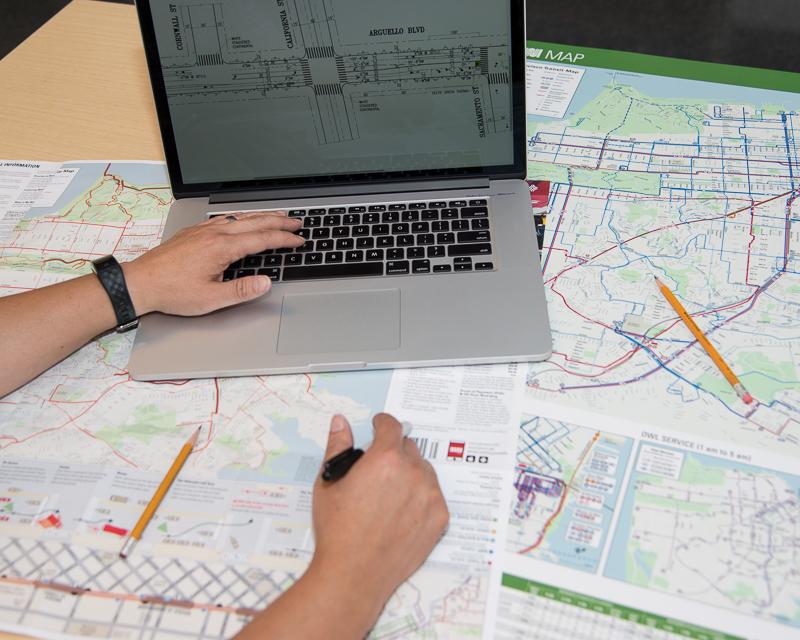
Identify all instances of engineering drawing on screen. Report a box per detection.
[151,0,513,182]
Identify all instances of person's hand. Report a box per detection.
[121,211,304,316]
[307,413,449,627]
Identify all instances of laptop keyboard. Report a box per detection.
[214,199,495,283]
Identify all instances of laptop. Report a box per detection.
[129,0,551,380]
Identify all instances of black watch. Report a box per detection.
[92,255,139,332]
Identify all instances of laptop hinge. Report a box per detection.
[208,178,491,205]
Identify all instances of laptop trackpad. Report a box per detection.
[277,289,401,355]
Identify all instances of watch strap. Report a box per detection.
[92,255,139,332]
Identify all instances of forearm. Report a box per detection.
[0,271,124,397]
[236,561,385,640]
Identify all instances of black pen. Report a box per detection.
[322,421,413,482]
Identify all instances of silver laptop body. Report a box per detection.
[129,0,551,380]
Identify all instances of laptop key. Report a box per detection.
[324,215,341,226]
[377,236,394,247]
[297,228,311,239]
[353,225,370,236]
[429,201,446,208]
[472,218,490,230]
[407,247,424,259]
[388,203,407,210]
[222,269,236,281]
[432,220,449,232]
[336,238,354,250]
[257,267,281,280]
[441,208,459,219]
[263,255,282,266]
[409,203,426,210]
[469,199,487,206]
[392,223,410,234]
[421,209,439,220]
[436,232,455,244]
[368,205,386,211]
[288,209,306,217]
[229,259,244,269]
[346,250,364,262]
[417,234,435,245]
[388,248,404,260]
[449,200,467,207]
[366,249,384,261]
[412,221,429,233]
[412,259,431,273]
[284,254,303,265]
[305,216,322,227]
[282,262,384,281]
[329,207,346,214]
[433,264,452,273]
[427,245,445,258]
[356,237,375,248]
[363,212,380,224]
[309,208,326,215]
[381,211,400,223]
[457,230,491,243]
[305,252,323,264]
[317,239,334,251]
[461,207,488,218]
[387,260,410,275]
[451,219,469,231]
[397,235,415,246]
[455,262,473,271]
[297,241,314,252]
[372,224,390,235]
[343,214,360,225]
[348,206,366,213]
[243,255,261,268]
[448,243,492,256]
[236,268,256,277]
[332,226,349,238]
[312,228,330,239]
[454,257,472,264]
[475,262,494,270]
[325,251,343,263]
[402,211,419,222]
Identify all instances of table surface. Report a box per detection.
[0,3,160,638]
[0,0,163,162]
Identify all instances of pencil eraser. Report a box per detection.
[742,393,754,405]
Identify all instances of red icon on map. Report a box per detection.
[447,441,465,459]
[527,180,550,208]
[37,513,62,529]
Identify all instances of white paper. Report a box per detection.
[525,60,585,118]
[0,160,61,242]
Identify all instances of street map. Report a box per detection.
[1,39,799,640]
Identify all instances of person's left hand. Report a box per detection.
[122,211,304,316]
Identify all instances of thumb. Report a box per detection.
[323,414,354,460]
[215,275,271,308]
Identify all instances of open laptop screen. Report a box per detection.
[138,0,524,196]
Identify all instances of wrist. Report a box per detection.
[303,554,389,633]
[120,259,157,316]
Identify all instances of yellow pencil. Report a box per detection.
[654,276,753,405]
[119,427,201,559]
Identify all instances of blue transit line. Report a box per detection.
[781,113,796,191]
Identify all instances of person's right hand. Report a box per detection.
[121,210,304,316]
[309,413,449,627]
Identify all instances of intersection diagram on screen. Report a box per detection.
[525,63,800,455]
[605,442,800,628]
[506,413,632,573]
[155,0,511,146]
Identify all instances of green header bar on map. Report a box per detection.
[501,574,743,640]
[525,40,800,94]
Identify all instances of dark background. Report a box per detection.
[1,0,799,74]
